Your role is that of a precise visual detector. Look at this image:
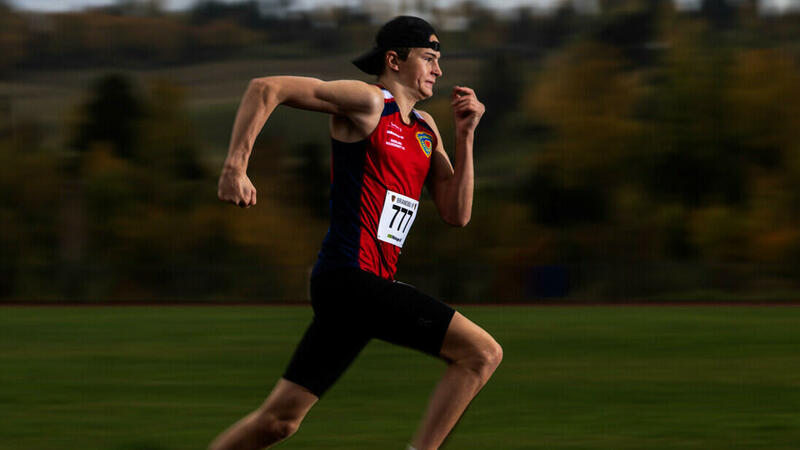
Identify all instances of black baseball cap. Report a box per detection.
[352,16,440,75]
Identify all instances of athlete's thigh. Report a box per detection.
[370,279,456,357]
[438,311,500,364]
[283,315,370,398]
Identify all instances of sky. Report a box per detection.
[7,0,800,14]
[9,0,561,13]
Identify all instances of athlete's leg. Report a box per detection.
[410,312,503,450]
[208,378,318,450]
[208,287,369,450]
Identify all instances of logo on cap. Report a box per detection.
[416,132,433,158]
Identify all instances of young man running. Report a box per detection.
[212,16,502,450]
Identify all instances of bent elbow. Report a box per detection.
[444,213,471,228]
[248,77,278,104]
[247,77,266,94]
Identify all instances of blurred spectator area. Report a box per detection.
[2,0,800,303]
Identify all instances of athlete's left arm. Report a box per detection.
[422,86,485,227]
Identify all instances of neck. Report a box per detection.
[377,76,420,122]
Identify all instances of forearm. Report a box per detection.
[445,129,475,226]
[223,79,279,173]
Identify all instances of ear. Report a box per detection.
[385,50,401,73]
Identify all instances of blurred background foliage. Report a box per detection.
[2,0,800,303]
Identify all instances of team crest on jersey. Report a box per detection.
[416,132,434,158]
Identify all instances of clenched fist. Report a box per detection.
[218,167,257,208]
[451,86,485,135]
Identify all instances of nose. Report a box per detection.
[433,59,442,77]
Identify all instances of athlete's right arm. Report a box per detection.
[218,77,382,208]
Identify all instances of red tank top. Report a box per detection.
[313,85,438,279]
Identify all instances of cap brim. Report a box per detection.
[352,47,383,75]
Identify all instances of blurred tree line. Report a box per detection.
[0,0,376,74]
[2,0,800,302]
[1,71,331,301]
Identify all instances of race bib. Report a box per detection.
[376,190,419,248]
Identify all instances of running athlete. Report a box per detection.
[211,16,502,450]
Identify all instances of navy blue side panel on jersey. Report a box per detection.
[312,138,368,278]
[382,101,399,117]
[415,116,435,134]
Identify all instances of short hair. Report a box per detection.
[379,47,411,76]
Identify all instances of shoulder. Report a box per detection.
[414,109,435,123]
[414,109,441,137]
[337,80,385,101]
[318,80,385,115]
[327,81,387,141]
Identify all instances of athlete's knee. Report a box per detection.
[456,338,503,383]
[270,418,300,442]
[481,339,503,375]
[253,410,302,444]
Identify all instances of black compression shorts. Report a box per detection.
[283,267,456,398]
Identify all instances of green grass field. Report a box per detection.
[1,305,799,449]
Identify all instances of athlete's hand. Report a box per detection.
[452,86,485,135]
[218,166,257,208]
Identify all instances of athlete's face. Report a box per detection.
[401,35,442,99]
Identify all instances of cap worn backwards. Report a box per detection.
[353,16,440,75]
